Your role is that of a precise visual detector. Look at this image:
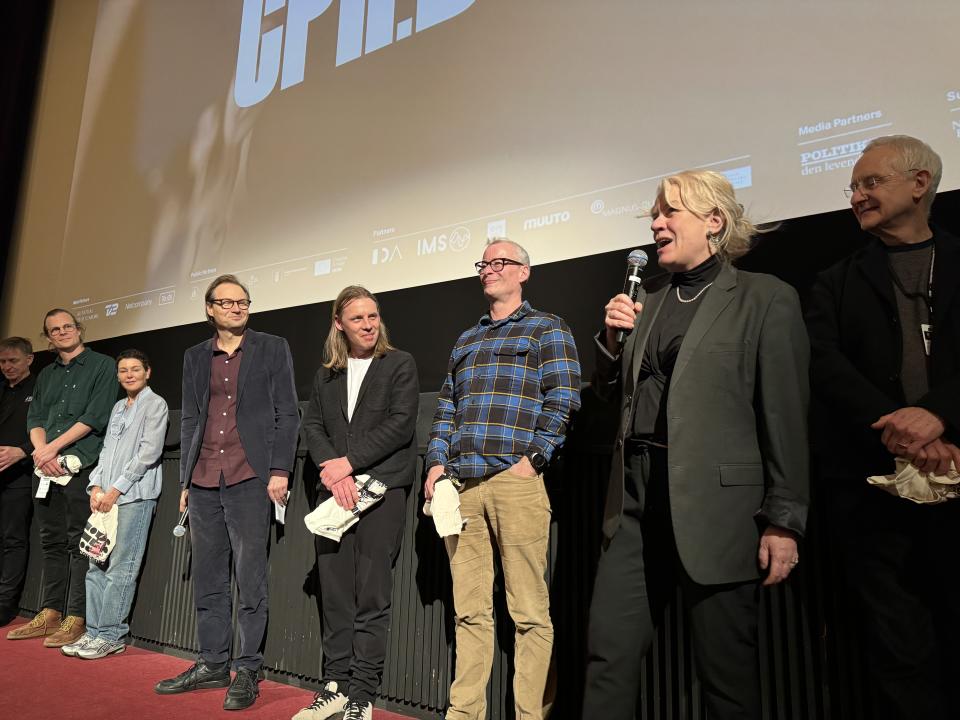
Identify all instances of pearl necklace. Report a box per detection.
[676,283,713,303]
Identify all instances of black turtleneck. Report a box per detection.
[631,254,721,441]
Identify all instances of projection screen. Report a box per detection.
[4,0,960,340]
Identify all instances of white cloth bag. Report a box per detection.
[79,505,119,562]
[304,474,388,541]
[867,459,959,504]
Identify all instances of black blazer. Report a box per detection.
[595,263,810,585]
[805,227,960,478]
[180,329,300,487]
[301,349,419,490]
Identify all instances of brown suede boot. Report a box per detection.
[43,615,86,648]
[6,609,62,640]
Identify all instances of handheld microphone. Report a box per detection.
[615,249,649,345]
[173,508,188,538]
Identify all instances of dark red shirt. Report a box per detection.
[191,337,258,488]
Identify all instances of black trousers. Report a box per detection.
[189,476,272,671]
[0,479,33,612]
[34,466,92,617]
[583,447,761,720]
[315,486,407,704]
[826,479,959,720]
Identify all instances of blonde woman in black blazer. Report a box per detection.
[582,171,810,720]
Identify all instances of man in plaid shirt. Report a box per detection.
[426,238,581,720]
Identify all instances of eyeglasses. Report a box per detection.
[47,323,77,336]
[474,258,525,274]
[843,169,917,198]
[208,298,251,310]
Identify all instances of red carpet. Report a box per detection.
[1,618,414,720]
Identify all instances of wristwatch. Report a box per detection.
[438,471,462,489]
[525,451,548,473]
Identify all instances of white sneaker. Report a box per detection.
[292,681,348,720]
[342,700,373,720]
[60,632,95,657]
[77,636,126,659]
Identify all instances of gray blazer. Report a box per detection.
[180,329,300,488]
[301,350,419,490]
[595,263,810,585]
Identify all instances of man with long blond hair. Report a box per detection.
[297,286,419,720]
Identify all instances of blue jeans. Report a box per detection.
[85,499,156,642]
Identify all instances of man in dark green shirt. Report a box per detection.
[7,309,116,647]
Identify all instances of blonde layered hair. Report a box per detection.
[323,286,395,371]
[655,170,758,261]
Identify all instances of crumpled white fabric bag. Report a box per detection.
[422,478,465,537]
[867,459,959,504]
[304,474,388,541]
[34,454,82,486]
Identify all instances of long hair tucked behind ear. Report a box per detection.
[322,286,394,371]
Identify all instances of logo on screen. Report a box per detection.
[523,211,571,231]
[487,219,507,238]
[371,245,403,265]
[417,227,471,256]
[104,303,119,317]
[235,0,476,108]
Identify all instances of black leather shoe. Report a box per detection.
[154,661,231,695]
[223,667,260,710]
[0,606,19,627]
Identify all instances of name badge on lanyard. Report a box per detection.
[921,323,933,356]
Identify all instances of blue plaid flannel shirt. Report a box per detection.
[426,301,581,480]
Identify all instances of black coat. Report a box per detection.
[301,350,419,490]
[805,227,960,478]
[180,329,300,487]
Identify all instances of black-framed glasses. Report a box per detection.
[844,169,917,198]
[48,323,77,336]
[208,298,251,310]
[474,258,525,274]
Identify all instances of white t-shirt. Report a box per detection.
[346,356,374,421]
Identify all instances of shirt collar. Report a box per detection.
[212,332,246,355]
[125,385,154,408]
[480,300,532,327]
[55,347,89,368]
[5,373,31,390]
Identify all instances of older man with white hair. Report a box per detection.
[806,135,960,719]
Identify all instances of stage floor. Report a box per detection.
[1,617,416,720]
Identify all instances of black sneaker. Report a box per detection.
[154,661,231,694]
[223,667,260,711]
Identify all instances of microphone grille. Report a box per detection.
[627,249,648,269]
